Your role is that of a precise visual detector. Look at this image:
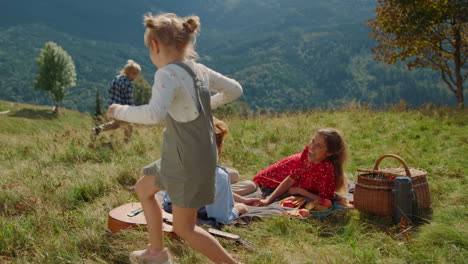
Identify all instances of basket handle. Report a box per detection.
[373,154,411,177]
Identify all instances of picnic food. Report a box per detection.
[283,208,311,218]
[279,196,307,209]
[298,209,311,218]
[320,199,332,208]
[304,199,334,212]
[304,202,315,210]
[304,199,321,210]
[282,209,307,218]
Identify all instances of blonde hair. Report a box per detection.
[213,117,229,147]
[143,13,200,60]
[120,59,141,76]
[316,128,348,197]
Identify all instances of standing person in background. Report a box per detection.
[93,59,141,141]
[107,13,242,264]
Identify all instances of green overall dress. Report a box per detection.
[143,62,218,208]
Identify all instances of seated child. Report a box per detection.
[163,117,260,223]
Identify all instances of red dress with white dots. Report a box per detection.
[253,146,336,200]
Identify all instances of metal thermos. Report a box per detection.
[393,176,418,224]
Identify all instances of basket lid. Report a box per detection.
[357,167,427,177]
[357,154,427,177]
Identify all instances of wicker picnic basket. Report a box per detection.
[354,154,431,216]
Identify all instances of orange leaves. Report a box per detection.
[367,0,466,107]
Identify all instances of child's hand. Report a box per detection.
[106,104,119,119]
[242,198,261,206]
[234,203,249,215]
[255,198,271,207]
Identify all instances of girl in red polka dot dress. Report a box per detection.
[254,128,348,206]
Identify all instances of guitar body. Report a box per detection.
[108,202,173,233]
[108,201,255,250]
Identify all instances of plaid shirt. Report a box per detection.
[107,75,135,107]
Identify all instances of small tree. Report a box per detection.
[367,0,467,108]
[34,41,77,114]
[133,74,152,105]
[94,89,103,121]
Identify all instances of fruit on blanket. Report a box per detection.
[298,209,310,218]
[280,196,307,208]
[282,200,295,208]
[283,209,300,217]
[320,199,332,208]
[282,209,309,218]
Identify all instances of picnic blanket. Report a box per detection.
[229,180,355,225]
[156,181,355,227]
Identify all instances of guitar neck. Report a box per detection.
[162,211,239,240]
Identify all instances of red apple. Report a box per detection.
[320,199,332,208]
[282,200,295,208]
[298,209,310,218]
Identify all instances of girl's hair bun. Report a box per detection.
[143,12,201,60]
[144,13,157,28]
[183,16,200,33]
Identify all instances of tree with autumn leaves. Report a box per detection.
[367,0,467,108]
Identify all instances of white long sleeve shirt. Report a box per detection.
[114,60,242,124]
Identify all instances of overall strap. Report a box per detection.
[172,62,197,82]
[172,62,205,112]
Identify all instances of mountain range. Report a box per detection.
[0,0,456,112]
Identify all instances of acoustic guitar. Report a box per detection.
[108,202,174,234]
[108,202,256,250]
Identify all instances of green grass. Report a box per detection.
[0,101,467,263]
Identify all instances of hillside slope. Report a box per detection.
[0,0,458,112]
[0,101,466,263]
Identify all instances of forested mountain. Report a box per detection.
[0,0,457,112]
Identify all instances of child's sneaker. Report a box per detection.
[129,248,173,264]
[92,127,101,135]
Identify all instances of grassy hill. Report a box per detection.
[0,101,467,263]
